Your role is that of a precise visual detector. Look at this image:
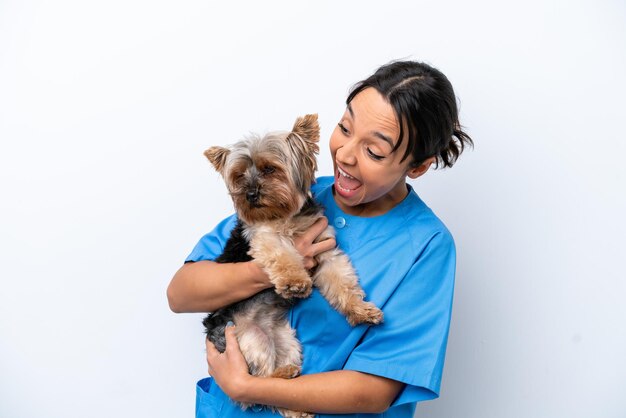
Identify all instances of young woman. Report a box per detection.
[167,60,473,417]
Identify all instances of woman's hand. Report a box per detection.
[293,217,336,270]
[205,324,254,402]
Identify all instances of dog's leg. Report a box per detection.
[276,409,315,418]
[231,313,278,411]
[271,322,316,418]
[248,227,313,298]
[271,322,313,418]
[270,319,302,379]
[313,247,384,326]
[234,324,276,376]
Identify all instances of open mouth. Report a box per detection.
[335,165,362,196]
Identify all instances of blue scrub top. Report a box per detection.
[186,177,456,418]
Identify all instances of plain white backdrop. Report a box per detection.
[1,1,625,417]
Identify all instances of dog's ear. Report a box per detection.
[290,113,320,154]
[204,146,230,174]
[287,114,320,192]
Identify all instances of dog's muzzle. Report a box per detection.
[246,189,260,205]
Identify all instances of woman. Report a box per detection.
[167,60,473,417]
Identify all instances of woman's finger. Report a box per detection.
[205,338,220,373]
[300,217,329,243]
[311,237,336,255]
[205,338,220,359]
[224,324,240,355]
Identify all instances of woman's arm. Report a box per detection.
[244,370,402,414]
[167,217,336,313]
[167,260,271,313]
[207,326,404,414]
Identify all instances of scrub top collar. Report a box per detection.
[315,181,429,237]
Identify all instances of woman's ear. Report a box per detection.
[407,157,436,179]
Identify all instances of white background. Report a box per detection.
[1,1,625,417]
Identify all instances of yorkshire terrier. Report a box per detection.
[202,114,383,418]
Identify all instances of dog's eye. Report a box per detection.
[262,165,275,175]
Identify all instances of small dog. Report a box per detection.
[202,114,383,418]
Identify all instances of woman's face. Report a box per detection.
[329,87,432,217]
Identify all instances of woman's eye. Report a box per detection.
[367,148,384,160]
[338,122,349,134]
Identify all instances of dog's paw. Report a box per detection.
[346,301,384,326]
[278,408,315,418]
[274,276,313,299]
[271,364,301,379]
[238,401,253,411]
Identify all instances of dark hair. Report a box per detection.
[347,60,473,168]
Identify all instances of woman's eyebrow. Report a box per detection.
[372,132,394,148]
[347,103,394,148]
[347,103,355,119]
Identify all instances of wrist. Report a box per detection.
[230,374,258,403]
[246,261,271,289]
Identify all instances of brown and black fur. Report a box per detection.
[201,114,383,418]
[202,197,321,357]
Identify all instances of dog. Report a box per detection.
[202,114,383,418]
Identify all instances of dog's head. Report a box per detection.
[204,114,320,224]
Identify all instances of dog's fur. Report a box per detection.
[202,114,383,418]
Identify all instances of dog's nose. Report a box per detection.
[246,190,259,203]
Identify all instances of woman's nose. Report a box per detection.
[336,139,357,166]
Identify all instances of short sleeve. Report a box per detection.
[343,230,456,406]
[185,214,237,263]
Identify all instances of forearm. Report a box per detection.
[235,370,403,414]
[167,260,271,313]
